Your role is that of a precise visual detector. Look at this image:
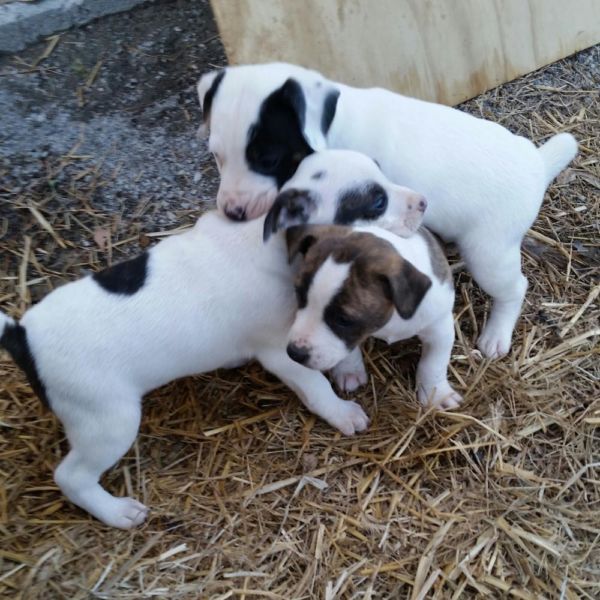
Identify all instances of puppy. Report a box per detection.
[197,62,578,359]
[284,224,461,409]
[0,211,374,529]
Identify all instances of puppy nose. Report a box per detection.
[417,196,427,212]
[224,205,247,221]
[287,343,310,365]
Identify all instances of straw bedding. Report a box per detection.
[1,47,599,599]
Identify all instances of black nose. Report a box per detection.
[287,343,310,365]
[224,206,247,221]
[418,197,427,212]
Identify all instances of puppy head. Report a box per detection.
[197,63,339,221]
[286,225,432,371]
[263,150,426,241]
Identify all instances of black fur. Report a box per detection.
[202,69,225,124]
[245,78,314,189]
[1,321,50,408]
[334,183,388,225]
[321,89,340,134]
[263,189,319,241]
[93,252,149,295]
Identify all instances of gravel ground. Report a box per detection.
[0,0,225,237]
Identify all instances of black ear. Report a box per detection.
[285,226,319,262]
[196,69,225,136]
[263,189,318,242]
[278,78,307,129]
[383,260,432,319]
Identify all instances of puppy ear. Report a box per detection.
[278,76,340,151]
[286,226,318,262]
[263,189,318,242]
[382,259,432,319]
[197,69,225,137]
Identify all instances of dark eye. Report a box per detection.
[257,153,281,172]
[371,192,387,212]
[332,312,355,328]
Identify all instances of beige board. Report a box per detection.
[210,0,600,105]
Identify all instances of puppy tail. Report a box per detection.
[538,133,578,186]
[0,313,50,408]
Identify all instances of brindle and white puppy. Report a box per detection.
[285,224,462,409]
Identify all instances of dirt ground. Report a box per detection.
[0,1,599,598]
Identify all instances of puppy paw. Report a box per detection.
[418,383,463,411]
[328,401,370,436]
[101,497,149,529]
[330,362,368,393]
[477,324,511,359]
[330,349,368,393]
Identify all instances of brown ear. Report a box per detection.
[383,259,432,319]
[285,226,319,263]
[285,224,347,263]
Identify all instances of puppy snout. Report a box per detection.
[287,343,310,365]
[407,193,427,213]
[224,205,247,221]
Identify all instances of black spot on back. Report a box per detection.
[93,252,149,295]
[334,182,388,225]
[311,170,326,180]
[202,69,225,125]
[321,89,340,134]
[245,78,314,189]
[1,322,49,408]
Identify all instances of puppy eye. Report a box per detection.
[332,312,355,328]
[258,153,281,172]
[371,192,387,212]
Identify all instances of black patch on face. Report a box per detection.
[245,78,314,189]
[1,322,50,408]
[334,182,388,225]
[311,170,325,180]
[294,270,316,309]
[321,89,340,134]
[202,69,225,125]
[93,252,149,295]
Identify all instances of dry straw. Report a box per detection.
[1,50,599,598]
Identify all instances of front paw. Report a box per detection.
[327,400,370,435]
[330,360,368,393]
[418,382,463,410]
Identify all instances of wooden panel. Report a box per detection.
[210,0,600,105]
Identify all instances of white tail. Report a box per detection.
[538,133,578,186]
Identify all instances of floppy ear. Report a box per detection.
[263,189,318,242]
[278,75,340,151]
[383,260,432,319]
[196,69,225,137]
[286,226,319,262]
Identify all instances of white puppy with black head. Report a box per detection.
[197,62,577,360]
[283,223,460,409]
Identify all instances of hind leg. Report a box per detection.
[462,241,527,359]
[53,394,148,529]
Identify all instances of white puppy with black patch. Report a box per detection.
[197,62,578,360]
[283,223,460,410]
[0,150,425,529]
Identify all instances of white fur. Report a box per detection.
[2,212,371,529]
[198,62,578,358]
[288,226,462,409]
